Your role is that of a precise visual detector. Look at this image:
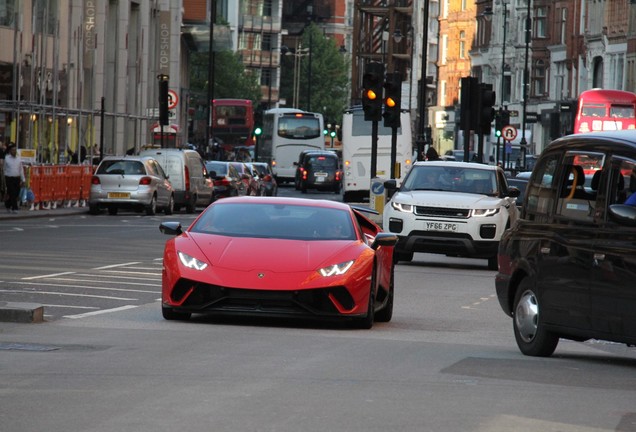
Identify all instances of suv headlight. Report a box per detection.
[471,208,500,217]
[391,201,414,213]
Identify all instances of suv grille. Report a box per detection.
[414,206,470,218]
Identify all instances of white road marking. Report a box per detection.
[22,272,75,280]
[0,289,136,301]
[45,277,159,287]
[14,281,156,294]
[74,273,161,282]
[93,262,141,270]
[63,305,138,319]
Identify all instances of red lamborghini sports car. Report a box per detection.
[159,196,398,328]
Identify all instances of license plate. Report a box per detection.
[108,192,131,199]
[425,222,457,231]
[315,172,327,182]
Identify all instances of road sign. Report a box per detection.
[167,89,178,110]
[525,112,539,123]
[501,125,517,142]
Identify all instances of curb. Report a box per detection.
[0,302,45,323]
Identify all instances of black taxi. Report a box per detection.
[496,130,636,357]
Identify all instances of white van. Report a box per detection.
[139,148,214,212]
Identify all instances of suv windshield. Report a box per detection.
[401,165,497,195]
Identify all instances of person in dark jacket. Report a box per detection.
[425,147,440,161]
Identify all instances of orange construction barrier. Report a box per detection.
[52,165,67,203]
[27,166,42,206]
[80,165,94,201]
[39,166,55,204]
[66,165,83,202]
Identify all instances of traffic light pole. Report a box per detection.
[390,126,397,178]
[371,121,378,181]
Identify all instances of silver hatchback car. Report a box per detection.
[89,156,175,215]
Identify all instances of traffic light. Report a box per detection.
[362,62,384,121]
[383,72,402,128]
[479,84,496,134]
[158,76,169,126]
[495,108,510,137]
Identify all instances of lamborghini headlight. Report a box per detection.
[178,251,208,271]
[319,260,354,277]
[471,208,500,217]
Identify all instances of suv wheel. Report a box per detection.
[513,277,559,357]
[487,256,498,270]
[393,250,413,263]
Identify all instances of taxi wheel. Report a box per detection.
[513,277,559,357]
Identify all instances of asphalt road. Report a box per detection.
[1,185,635,432]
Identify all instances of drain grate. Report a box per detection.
[0,342,60,351]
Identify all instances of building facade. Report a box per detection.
[0,0,185,160]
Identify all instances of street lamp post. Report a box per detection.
[519,0,532,170]
[417,0,430,161]
[286,44,310,109]
[485,2,508,167]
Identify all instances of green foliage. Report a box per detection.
[280,23,350,126]
[189,50,261,106]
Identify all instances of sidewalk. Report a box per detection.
[0,204,88,221]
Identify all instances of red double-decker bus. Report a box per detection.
[210,99,254,149]
[574,89,636,134]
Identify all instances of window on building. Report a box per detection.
[559,8,567,45]
[461,0,467,11]
[0,0,16,27]
[262,33,272,51]
[440,80,447,107]
[532,60,546,96]
[459,31,466,59]
[502,72,511,104]
[441,34,448,65]
[535,7,547,38]
[33,0,58,35]
[261,68,272,87]
[554,62,566,100]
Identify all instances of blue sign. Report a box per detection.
[371,181,384,195]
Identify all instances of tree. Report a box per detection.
[280,23,349,125]
[189,50,261,105]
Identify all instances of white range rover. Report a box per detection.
[383,161,520,269]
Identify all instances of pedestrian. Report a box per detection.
[3,143,26,213]
[0,142,6,202]
[425,147,440,161]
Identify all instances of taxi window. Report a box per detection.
[525,153,559,222]
[553,151,604,224]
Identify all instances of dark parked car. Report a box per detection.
[496,130,636,357]
[250,162,278,196]
[230,161,261,196]
[295,151,342,194]
[506,171,531,207]
[205,160,245,199]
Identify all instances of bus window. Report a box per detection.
[581,105,605,117]
[610,105,634,119]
